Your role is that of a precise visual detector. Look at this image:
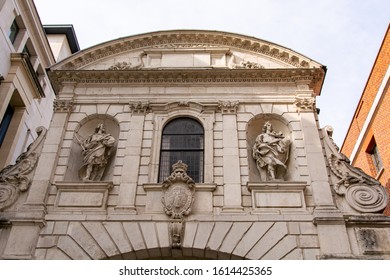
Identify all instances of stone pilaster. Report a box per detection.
[2,90,74,259]
[219,101,243,213]
[296,88,352,257]
[114,102,149,213]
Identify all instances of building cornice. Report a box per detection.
[48,67,325,95]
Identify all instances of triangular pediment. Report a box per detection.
[50,30,323,71]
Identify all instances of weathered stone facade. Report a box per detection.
[1,30,389,260]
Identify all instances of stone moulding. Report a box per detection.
[54,181,113,211]
[47,68,325,95]
[246,181,307,213]
[0,127,47,211]
[322,126,388,213]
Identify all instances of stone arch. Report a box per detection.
[40,221,302,260]
[246,113,297,182]
[64,114,120,181]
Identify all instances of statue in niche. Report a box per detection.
[252,121,291,181]
[78,124,115,181]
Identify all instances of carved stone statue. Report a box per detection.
[78,124,115,181]
[252,121,291,181]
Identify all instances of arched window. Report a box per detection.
[158,117,204,183]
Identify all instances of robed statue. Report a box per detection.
[252,121,291,181]
[78,124,115,181]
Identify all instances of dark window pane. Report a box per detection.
[0,105,14,147]
[159,118,204,183]
[9,19,19,44]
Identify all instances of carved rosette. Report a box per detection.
[0,127,47,211]
[323,126,388,213]
[53,100,74,113]
[161,161,195,219]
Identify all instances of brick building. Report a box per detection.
[341,24,390,215]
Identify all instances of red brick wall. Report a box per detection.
[341,24,390,214]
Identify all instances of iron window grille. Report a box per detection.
[158,117,204,183]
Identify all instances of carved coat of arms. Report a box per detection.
[161,161,195,219]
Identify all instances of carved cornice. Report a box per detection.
[48,68,325,95]
[51,31,321,71]
[53,100,74,113]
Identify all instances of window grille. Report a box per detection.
[158,118,204,182]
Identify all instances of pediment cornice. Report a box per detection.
[48,67,325,94]
[51,30,323,71]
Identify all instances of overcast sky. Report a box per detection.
[34,0,389,146]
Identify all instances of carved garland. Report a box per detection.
[0,127,47,211]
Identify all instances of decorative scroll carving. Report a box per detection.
[129,101,150,114]
[161,161,195,219]
[218,100,239,114]
[53,100,74,113]
[169,221,184,249]
[0,127,47,211]
[77,124,116,182]
[108,53,145,70]
[232,61,265,69]
[108,61,133,70]
[294,96,315,112]
[252,121,291,181]
[323,126,388,213]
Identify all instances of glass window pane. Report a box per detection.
[159,118,204,183]
[9,19,19,44]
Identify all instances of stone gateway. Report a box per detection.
[0,30,389,260]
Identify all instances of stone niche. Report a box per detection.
[246,114,296,182]
[246,114,307,213]
[64,114,119,182]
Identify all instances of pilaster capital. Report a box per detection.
[53,99,74,113]
[294,96,315,112]
[129,101,150,114]
[218,100,239,114]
